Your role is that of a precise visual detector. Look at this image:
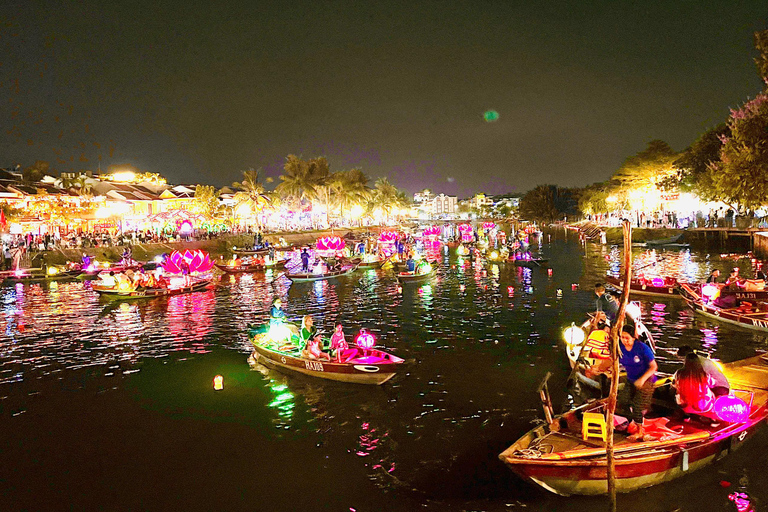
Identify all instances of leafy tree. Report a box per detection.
[232,168,272,229]
[664,124,729,201]
[22,161,50,182]
[194,185,223,219]
[519,185,580,223]
[330,168,370,220]
[276,155,319,208]
[578,183,611,216]
[610,140,678,192]
[755,28,768,87]
[709,92,768,212]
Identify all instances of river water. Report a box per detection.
[1,229,766,512]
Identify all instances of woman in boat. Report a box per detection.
[330,324,349,362]
[594,283,619,323]
[618,324,657,440]
[705,269,721,284]
[673,352,718,419]
[677,346,730,396]
[270,298,287,325]
[300,315,318,348]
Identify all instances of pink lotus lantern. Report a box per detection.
[651,277,664,288]
[713,395,749,423]
[355,330,376,349]
[378,231,398,243]
[458,223,473,242]
[162,249,214,274]
[316,236,345,251]
[482,222,496,230]
[422,225,440,238]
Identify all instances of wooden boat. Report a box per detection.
[248,331,404,385]
[679,283,768,332]
[396,266,435,284]
[76,262,144,280]
[510,257,548,268]
[604,274,681,298]
[499,353,768,495]
[286,263,358,282]
[644,233,686,247]
[1,267,82,284]
[214,258,288,274]
[93,279,213,299]
[356,255,390,270]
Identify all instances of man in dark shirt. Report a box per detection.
[705,269,721,283]
[594,283,619,323]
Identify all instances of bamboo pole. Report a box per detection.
[606,219,632,512]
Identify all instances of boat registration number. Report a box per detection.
[305,360,324,372]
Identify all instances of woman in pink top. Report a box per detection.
[330,324,349,362]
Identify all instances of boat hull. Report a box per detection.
[2,269,82,284]
[93,279,212,299]
[287,264,357,282]
[680,283,768,332]
[396,268,435,284]
[605,275,680,298]
[250,335,402,385]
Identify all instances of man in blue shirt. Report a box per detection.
[406,255,416,272]
[618,325,657,439]
[594,283,619,323]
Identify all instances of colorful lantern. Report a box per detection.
[651,277,664,288]
[378,231,398,243]
[316,236,345,251]
[482,222,496,230]
[713,395,749,423]
[355,330,376,349]
[162,249,214,273]
[422,225,440,238]
[458,223,473,233]
[213,375,223,391]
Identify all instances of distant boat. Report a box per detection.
[644,233,688,247]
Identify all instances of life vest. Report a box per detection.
[585,330,611,360]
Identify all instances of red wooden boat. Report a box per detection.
[286,263,358,282]
[1,267,82,284]
[604,274,681,298]
[248,331,404,385]
[499,353,768,495]
[680,283,768,332]
[396,265,435,284]
[214,257,288,274]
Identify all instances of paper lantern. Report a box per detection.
[713,395,749,423]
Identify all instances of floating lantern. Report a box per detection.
[490,250,499,260]
[556,289,563,297]
[651,277,664,288]
[355,330,376,349]
[508,286,514,295]
[422,225,440,238]
[713,395,749,423]
[460,284,465,292]
[397,286,402,293]
[316,236,345,251]
[625,302,642,321]
[571,284,579,290]
[378,231,398,243]
[563,326,585,347]
[547,268,553,276]
[213,375,223,391]
[482,222,496,230]
[701,284,720,301]
[162,250,214,273]
[46,267,59,275]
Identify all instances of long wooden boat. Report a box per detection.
[93,279,213,299]
[499,353,768,495]
[1,268,82,284]
[356,255,390,270]
[396,266,435,284]
[214,258,288,274]
[604,274,681,298]
[76,262,144,280]
[286,263,358,282]
[510,257,548,268]
[248,332,404,385]
[644,233,686,247]
[680,283,768,332]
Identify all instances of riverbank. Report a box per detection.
[37,228,374,266]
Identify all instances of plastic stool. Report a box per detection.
[582,412,607,442]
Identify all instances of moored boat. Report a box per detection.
[680,283,768,332]
[247,330,404,385]
[93,278,213,299]
[604,274,681,298]
[499,353,768,495]
[510,257,548,268]
[1,267,81,284]
[214,257,289,274]
[396,264,435,284]
[286,263,358,282]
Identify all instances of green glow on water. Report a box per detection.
[483,110,499,122]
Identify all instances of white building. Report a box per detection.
[430,194,457,216]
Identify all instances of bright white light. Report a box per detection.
[563,326,585,346]
[625,302,642,320]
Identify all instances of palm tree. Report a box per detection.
[277,155,335,228]
[331,169,371,224]
[73,175,94,197]
[232,168,272,230]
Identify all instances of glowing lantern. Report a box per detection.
[316,236,345,251]
[490,250,499,260]
[547,268,553,276]
[458,223,472,233]
[482,222,496,230]
[47,267,59,275]
[213,375,224,391]
[651,277,664,288]
[397,286,402,293]
[713,395,749,423]
[269,322,292,342]
[625,302,642,321]
[483,110,499,122]
[563,326,586,347]
[178,220,194,235]
[355,330,375,349]
[378,231,398,243]
[459,284,465,292]
[701,284,720,301]
[422,225,440,238]
[162,250,214,273]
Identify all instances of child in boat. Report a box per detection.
[303,335,331,361]
[330,324,349,362]
[617,325,657,440]
[673,352,718,420]
[300,315,317,348]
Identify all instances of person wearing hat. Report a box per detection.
[270,298,287,325]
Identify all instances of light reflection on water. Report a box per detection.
[1,229,768,511]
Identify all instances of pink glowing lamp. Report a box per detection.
[355,330,376,349]
[316,236,345,251]
[713,395,749,423]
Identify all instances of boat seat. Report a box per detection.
[582,412,607,442]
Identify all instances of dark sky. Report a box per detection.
[1,1,766,197]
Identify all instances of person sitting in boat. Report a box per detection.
[300,315,319,350]
[594,283,619,323]
[756,263,767,281]
[618,325,657,440]
[81,253,91,269]
[270,298,287,325]
[303,333,331,361]
[300,248,310,272]
[406,255,416,272]
[329,324,349,362]
[705,269,721,284]
[254,255,265,266]
[677,346,729,397]
[326,254,339,271]
[121,246,132,264]
[673,352,719,421]
[725,268,744,291]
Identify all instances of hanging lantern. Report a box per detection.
[355,330,376,349]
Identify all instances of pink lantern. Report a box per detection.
[458,223,472,233]
[378,231,398,243]
[316,236,345,251]
[713,395,750,423]
[162,249,214,273]
[355,330,376,349]
[651,277,664,288]
[422,225,440,237]
[482,222,496,230]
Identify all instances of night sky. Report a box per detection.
[1,1,766,197]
